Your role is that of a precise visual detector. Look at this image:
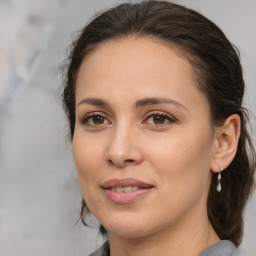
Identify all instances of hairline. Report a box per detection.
[74,34,217,127]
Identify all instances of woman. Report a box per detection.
[62,1,255,255]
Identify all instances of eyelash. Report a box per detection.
[80,111,176,127]
[143,111,176,126]
[80,112,109,126]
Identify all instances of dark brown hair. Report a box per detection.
[62,0,256,246]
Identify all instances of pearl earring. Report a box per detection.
[216,172,221,192]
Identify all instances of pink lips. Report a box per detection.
[101,178,154,204]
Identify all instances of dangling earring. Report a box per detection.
[216,166,223,192]
[216,172,221,192]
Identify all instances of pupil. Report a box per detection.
[153,115,165,124]
[93,116,104,124]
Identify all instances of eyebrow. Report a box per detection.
[77,98,109,108]
[77,97,188,111]
[135,97,188,111]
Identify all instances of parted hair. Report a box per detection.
[62,0,256,246]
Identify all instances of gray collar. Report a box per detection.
[199,240,246,256]
[89,240,246,256]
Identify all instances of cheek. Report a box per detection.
[72,132,109,215]
[72,131,104,191]
[145,127,214,200]
[147,127,213,171]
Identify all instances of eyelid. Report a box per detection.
[79,110,176,126]
[143,110,176,124]
[80,111,111,125]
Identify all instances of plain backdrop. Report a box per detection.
[0,0,255,255]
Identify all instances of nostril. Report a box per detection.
[125,159,134,163]
[108,159,114,165]
[107,158,134,167]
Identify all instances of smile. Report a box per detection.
[101,178,154,204]
[110,186,139,192]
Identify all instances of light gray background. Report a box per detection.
[0,0,255,255]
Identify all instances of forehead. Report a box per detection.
[75,37,209,113]
[77,37,193,88]
[78,37,192,79]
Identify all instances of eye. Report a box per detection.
[81,113,110,126]
[143,111,175,125]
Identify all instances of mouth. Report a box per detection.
[101,178,154,204]
[109,186,140,192]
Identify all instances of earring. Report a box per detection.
[216,173,221,192]
[216,166,223,192]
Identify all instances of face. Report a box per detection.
[73,37,216,239]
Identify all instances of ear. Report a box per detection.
[211,114,241,173]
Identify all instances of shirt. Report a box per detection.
[88,240,247,256]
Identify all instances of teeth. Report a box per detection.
[111,186,139,192]
[124,186,132,192]
[116,187,124,192]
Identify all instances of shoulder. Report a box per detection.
[88,241,110,256]
[199,240,247,256]
[89,240,246,256]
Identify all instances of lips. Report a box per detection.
[101,178,154,204]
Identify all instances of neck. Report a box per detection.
[108,206,219,256]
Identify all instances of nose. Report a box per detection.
[105,124,143,168]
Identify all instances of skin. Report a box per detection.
[72,37,240,256]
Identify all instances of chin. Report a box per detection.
[99,213,153,239]
[108,226,152,239]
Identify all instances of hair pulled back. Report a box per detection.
[62,0,255,246]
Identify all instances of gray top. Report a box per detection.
[89,240,247,256]
[199,240,246,256]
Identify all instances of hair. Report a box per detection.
[62,0,256,246]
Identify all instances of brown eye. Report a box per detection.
[143,112,175,126]
[92,115,105,124]
[153,115,166,124]
[81,114,110,126]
